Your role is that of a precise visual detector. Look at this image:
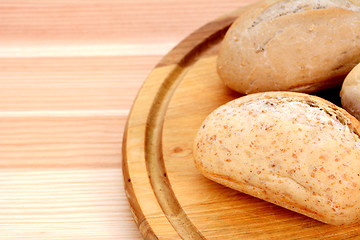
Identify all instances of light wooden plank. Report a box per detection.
[0,169,142,240]
[119,0,253,43]
[0,56,161,111]
[0,0,251,45]
[0,115,126,168]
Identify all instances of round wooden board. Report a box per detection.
[122,5,360,240]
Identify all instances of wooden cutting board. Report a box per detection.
[122,5,360,240]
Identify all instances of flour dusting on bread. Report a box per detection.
[239,98,360,146]
[250,0,360,29]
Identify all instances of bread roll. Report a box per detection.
[193,92,360,225]
[217,0,360,94]
[340,62,360,120]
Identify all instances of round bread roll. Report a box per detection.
[340,62,360,120]
[193,91,360,225]
[217,0,360,94]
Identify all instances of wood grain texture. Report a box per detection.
[0,0,251,239]
[0,169,136,239]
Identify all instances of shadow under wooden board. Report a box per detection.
[122,4,359,240]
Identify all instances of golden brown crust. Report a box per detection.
[340,62,360,121]
[193,91,360,225]
[217,0,360,94]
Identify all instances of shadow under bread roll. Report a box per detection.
[193,91,360,225]
[217,0,360,94]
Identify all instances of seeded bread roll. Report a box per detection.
[217,0,360,94]
[193,92,360,225]
[340,62,360,120]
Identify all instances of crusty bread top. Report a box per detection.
[250,0,360,30]
[197,92,360,157]
[238,97,360,147]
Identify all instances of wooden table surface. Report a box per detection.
[0,0,255,239]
